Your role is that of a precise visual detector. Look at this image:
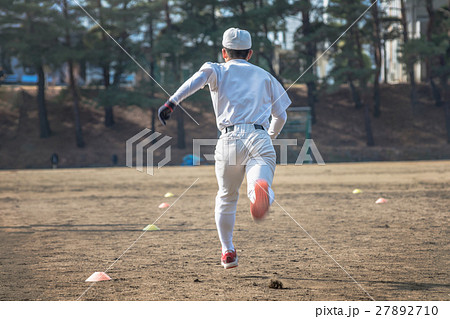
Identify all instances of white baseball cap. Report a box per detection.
[222,28,252,50]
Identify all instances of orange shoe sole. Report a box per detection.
[250,179,270,220]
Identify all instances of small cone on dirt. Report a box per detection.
[85,272,111,282]
[375,197,388,204]
[143,224,160,231]
[164,192,175,198]
[352,189,362,194]
[158,202,170,209]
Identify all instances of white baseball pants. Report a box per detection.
[214,124,276,253]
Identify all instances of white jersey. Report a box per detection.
[169,59,291,130]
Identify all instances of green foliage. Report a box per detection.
[326,0,372,88]
[399,4,450,80]
[1,1,63,69]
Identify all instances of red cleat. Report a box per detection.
[250,179,270,220]
[221,250,238,269]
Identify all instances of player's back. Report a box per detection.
[205,59,276,130]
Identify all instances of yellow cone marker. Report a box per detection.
[164,192,175,198]
[143,224,160,231]
[352,189,362,194]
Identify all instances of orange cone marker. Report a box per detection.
[375,197,388,204]
[159,202,170,209]
[85,272,111,282]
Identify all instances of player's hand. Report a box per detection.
[158,100,177,126]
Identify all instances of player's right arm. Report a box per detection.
[158,63,217,125]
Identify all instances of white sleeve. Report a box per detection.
[169,62,216,105]
[270,75,292,118]
[268,110,287,139]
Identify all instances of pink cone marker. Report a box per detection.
[159,202,170,209]
[375,198,388,204]
[85,272,111,282]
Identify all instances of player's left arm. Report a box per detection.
[268,76,292,139]
[268,111,287,139]
[158,63,216,125]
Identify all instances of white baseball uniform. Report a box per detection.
[169,58,291,253]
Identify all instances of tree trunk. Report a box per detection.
[113,60,124,86]
[148,0,157,141]
[148,8,155,81]
[113,2,129,86]
[80,59,86,83]
[16,89,27,135]
[445,106,450,144]
[97,0,109,88]
[147,0,157,140]
[373,79,381,116]
[102,63,114,127]
[425,0,442,107]
[364,99,375,146]
[430,78,442,107]
[383,37,388,84]
[102,64,110,87]
[97,0,114,127]
[104,106,114,127]
[302,1,317,124]
[165,0,185,148]
[63,0,85,148]
[306,81,317,124]
[164,0,172,29]
[211,1,218,61]
[443,0,450,141]
[442,75,450,143]
[37,64,51,138]
[176,111,186,149]
[353,28,366,89]
[409,69,418,111]
[445,101,450,144]
[348,78,363,109]
[68,60,85,147]
[400,0,418,112]
[151,107,156,133]
[371,1,382,117]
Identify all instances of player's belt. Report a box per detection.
[224,124,264,133]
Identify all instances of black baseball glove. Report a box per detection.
[158,100,177,126]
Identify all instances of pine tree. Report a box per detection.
[370,0,382,117]
[399,0,418,113]
[327,0,374,146]
[83,0,141,127]
[1,0,62,138]
[293,0,326,124]
[58,0,85,147]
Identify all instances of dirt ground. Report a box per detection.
[0,161,449,301]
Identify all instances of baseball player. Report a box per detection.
[158,28,291,269]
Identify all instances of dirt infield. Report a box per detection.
[0,161,449,301]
